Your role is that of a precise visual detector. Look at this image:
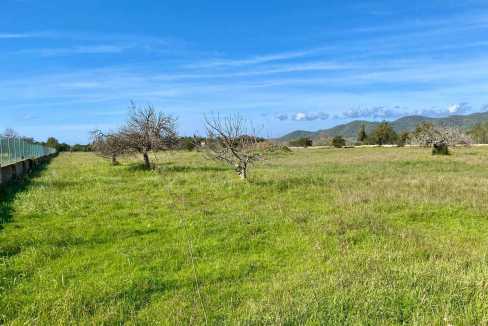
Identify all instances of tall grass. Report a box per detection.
[1,147,488,324]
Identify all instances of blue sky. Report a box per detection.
[2,0,488,143]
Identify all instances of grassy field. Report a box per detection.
[1,147,488,324]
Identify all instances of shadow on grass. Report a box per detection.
[126,163,153,172]
[161,165,228,173]
[252,176,333,192]
[127,162,227,173]
[0,160,51,232]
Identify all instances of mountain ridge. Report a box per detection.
[279,111,488,141]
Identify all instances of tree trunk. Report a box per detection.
[238,164,247,180]
[143,151,151,169]
[111,154,118,166]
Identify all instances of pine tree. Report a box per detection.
[357,124,367,143]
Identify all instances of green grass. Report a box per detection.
[1,147,488,324]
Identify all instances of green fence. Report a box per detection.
[0,136,56,166]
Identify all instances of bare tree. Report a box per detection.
[119,103,177,169]
[202,114,262,180]
[90,130,126,165]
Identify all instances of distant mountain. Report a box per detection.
[279,111,488,141]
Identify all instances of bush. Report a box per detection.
[332,136,346,148]
[178,137,205,151]
[432,142,449,155]
[71,144,92,152]
[269,145,292,153]
[256,142,292,153]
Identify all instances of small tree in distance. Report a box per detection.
[397,131,410,147]
[202,114,262,180]
[91,130,126,165]
[46,137,71,152]
[369,122,398,145]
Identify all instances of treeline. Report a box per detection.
[289,120,484,149]
[1,129,86,153]
[2,129,250,154]
[37,136,234,153]
[469,121,488,144]
[288,121,478,156]
[289,122,406,147]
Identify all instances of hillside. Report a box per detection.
[279,111,488,141]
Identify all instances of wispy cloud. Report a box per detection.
[17,44,132,56]
[351,12,488,34]
[3,30,182,58]
[0,33,31,39]
[0,32,54,39]
[187,47,328,69]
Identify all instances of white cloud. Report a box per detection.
[447,102,471,114]
[342,106,406,119]
[285,112,330,121]
[293,112,307,121]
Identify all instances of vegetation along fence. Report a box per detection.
[0,136,56,167]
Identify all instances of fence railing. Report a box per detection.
[0,136,56,166]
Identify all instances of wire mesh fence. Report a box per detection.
[0,136,56,166]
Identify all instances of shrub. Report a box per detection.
[432,141,449,155]
[257,142,292,154]
[178,137,205,151]
[332,135,346,148]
